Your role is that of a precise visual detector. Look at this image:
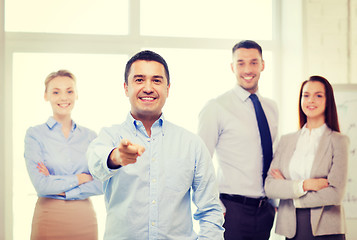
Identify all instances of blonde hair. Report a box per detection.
[45,70,76,92]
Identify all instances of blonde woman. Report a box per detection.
[24,70,103,240]
[265,75,349,240]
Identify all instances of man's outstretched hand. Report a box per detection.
[108,139,146,168]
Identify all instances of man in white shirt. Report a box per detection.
[198,40,279,240]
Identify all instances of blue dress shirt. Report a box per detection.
[24,117,103,200]
[87,113,224,240]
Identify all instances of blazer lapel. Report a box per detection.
[310,128,332,177]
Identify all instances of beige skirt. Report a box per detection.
[31,197,98,240]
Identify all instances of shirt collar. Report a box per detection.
[233,84,260,102]
[46,116,77,131]
[126,112,166,136]
[301,123,327,137]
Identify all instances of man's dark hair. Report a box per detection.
[232,40,263,58]
[124,50,170,85]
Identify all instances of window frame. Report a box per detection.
[1,0,281,239]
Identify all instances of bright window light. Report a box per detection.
[12,52,129,240]
[141,0,272,40]
[6,0,279,238]
[5,0,129,35]
[146,48,274,133]
[12,48,274,239]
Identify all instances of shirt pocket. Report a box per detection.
[164,158,194,192]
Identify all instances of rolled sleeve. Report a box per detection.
[192,140,225,239]
[65,187,81,200]
[87,127,122,182]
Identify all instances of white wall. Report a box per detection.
[279,0,304,135]
[0,0,6,239]
[304,0,349,83]
[303,1,357,239]
[278,1,357,239]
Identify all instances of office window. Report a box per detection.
[5,0,128,35]
[5,1,278,239]
[12,48,274,239]
[141,0,273,40]
[12,52,129,240]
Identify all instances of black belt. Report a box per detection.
[220,193,268,208]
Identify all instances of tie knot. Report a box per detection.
[249,93,259,102]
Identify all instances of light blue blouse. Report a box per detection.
[24,117,103,200]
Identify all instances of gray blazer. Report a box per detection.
[265,127,349,238]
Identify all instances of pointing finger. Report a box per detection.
[120,138,130,147]
[137,146,146,156]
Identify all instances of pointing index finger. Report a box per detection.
[120,138,130,147]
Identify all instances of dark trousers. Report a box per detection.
[287,208,345,240]
[220,195,275,240]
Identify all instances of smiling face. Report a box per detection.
[44,76,77,120]
[124,60,170,122]
[231,48,265,94]
[301,81,326,126]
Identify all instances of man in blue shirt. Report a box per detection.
[87,50,224,240]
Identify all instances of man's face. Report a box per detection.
[125,60,170,121]
[231,48,265,94]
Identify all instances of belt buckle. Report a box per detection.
[258,198,266,208]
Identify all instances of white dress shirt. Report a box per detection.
[198,85,279,198]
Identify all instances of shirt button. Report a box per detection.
[152,200,156,204]
[152,179,157,183]
[151,222,155,226]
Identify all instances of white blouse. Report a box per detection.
[289,123,327,198]
[289,124,327,201]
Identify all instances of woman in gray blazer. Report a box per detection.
[265,75,349,240]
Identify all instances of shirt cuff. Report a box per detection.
[294,180,307,208]
[294,198,302,208]
[293,180,307,198]
[107,148,122,170]
[65,187,81,200]
[65,175,79,190]
[297,180,307,196]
